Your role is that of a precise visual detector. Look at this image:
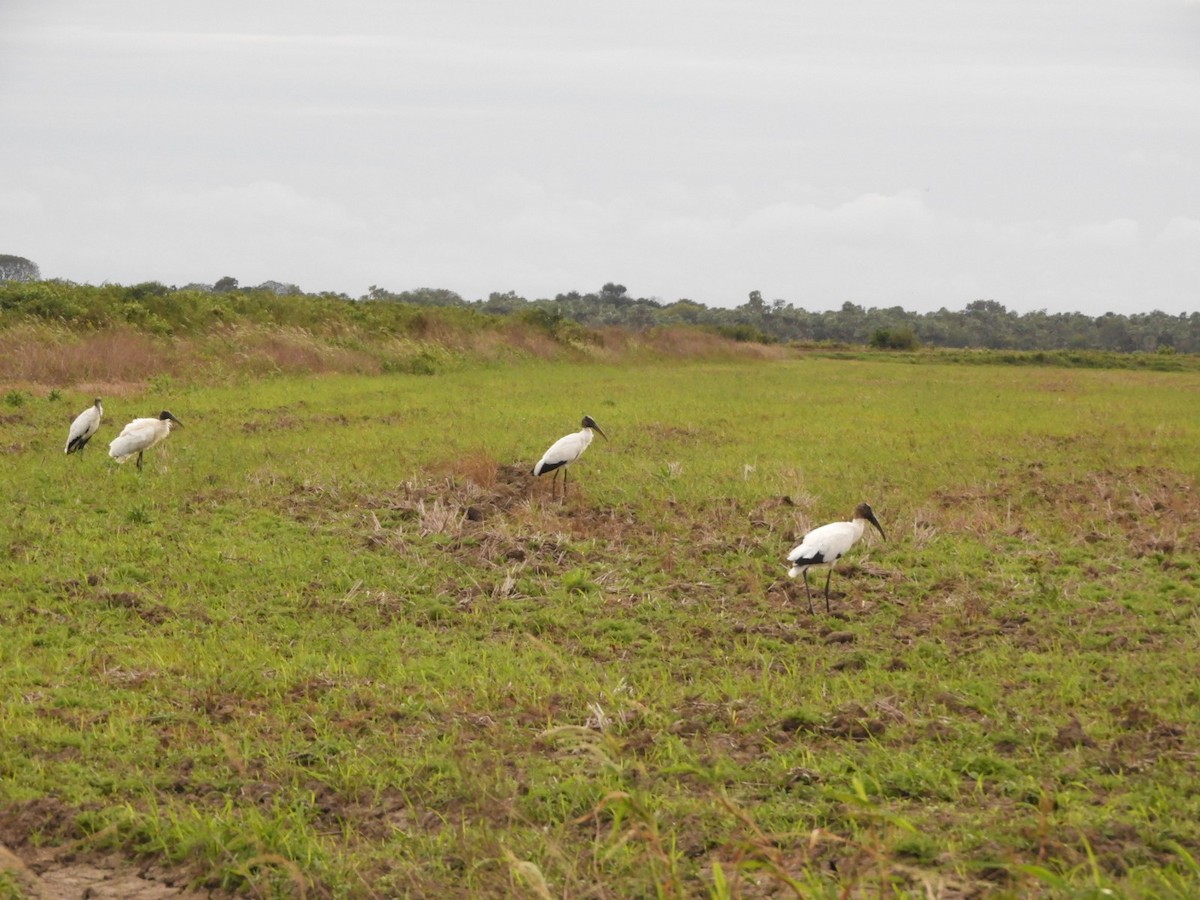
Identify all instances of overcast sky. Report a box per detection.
[2,1,1198,314]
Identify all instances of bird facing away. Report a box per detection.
[533,415,608,498]
[65,398,103,454]
[109,410,184,470]
[786,502,886,613]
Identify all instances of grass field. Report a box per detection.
[2,355,1199,898]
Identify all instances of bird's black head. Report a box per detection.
[854,502,885,540]
[581,415,608,440]
[94,397,103,407]
[159,410,184,427]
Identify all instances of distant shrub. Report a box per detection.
[398,350,440,376]
[708,323,773,344]
[516,307,563,333]
[0,281,89,322]
[869,327,920,350]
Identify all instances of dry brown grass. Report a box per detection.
[229,326,383,376]
[493,322,575,360]
[0,318,801,391]
[445,447,502,490]
[596,326,794,360]
[0,324,193,386]
[0,323,388,389]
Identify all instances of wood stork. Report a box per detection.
[533,415,608,498]
[786,502,886,613]
[65,398,103,454]
[109,410,184,470]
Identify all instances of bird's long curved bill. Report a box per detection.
[867,513,886,540]
[593,425,608,441]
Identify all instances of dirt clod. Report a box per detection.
[1054,716,1097,749]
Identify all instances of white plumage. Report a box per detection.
[786,502,886,613]
[109,410,184,470]
[65,398,103,454]
[533,415,608,497]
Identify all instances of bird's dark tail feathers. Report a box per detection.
[534,459,567,476]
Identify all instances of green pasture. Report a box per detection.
[1,356,1199,897]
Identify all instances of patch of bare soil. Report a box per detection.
[0,800,220,899]
[98,590,173,624]
[778,701,902,743]
[358,463,662,563]
[1,846,216,899]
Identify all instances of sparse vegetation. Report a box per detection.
[0,325,1199,896]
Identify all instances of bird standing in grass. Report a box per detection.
[65,398,103,454]
[533,415,607,498]
[109,410,184,470]
[786,502,886,613]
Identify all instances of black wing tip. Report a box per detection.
[790,551,827,567]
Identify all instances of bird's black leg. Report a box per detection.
[563,466,569,499]
[136,451,143,471]
[823,568,833,613]
[802,570,814,615]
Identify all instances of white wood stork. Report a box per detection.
[109,410,184,470]
[65,398,103,454]
[786,502,886,613]
[533,415,608,498]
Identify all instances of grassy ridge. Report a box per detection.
[4,279,1199,389]
[1,357,1199,896]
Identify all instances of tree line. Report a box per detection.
[1,257,1197,353]
[371,283,1200,354]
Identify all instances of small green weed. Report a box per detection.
[561,568,599,595]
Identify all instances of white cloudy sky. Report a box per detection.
[2,0,1199,314]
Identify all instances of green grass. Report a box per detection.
[2,356,1199,896]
